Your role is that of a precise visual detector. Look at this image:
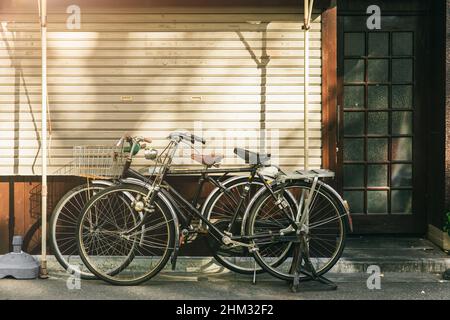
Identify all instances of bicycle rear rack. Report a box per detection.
[276,169,335,182]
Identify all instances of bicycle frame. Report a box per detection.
[123,162,278,246]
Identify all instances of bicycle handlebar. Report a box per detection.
[168,132,206,145]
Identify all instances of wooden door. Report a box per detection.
[337,11,428,233]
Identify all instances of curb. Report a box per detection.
[39,255,450,276]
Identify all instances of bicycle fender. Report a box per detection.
[91,180,115,187]
[314,180,353,233]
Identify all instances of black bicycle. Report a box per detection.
[49,133,284,278]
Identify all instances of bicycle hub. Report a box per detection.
[133,201,145,212]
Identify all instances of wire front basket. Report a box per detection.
[71,145,128,179]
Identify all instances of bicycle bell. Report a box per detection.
[144,147,158,160]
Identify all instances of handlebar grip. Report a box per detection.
[189,134,206,145]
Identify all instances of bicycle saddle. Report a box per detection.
[191,153,223,167]
[233,147,271,165]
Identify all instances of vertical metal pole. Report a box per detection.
[39,0,49,278]
[303,0,310,170]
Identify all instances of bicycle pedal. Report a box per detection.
[185,234,198,243]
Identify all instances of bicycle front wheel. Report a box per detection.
[76,184,176,286]
[50,183,107,280]
[246,180,347,281]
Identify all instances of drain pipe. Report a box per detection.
[303,0,314,170]
[38,0,49,278]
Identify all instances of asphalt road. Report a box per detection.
[0,272,449,300]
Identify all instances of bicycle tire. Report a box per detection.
[246,179,348,281]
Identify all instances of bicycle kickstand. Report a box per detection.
[300,236,337,290]
[289,243,302,293]
[289,236,337,292]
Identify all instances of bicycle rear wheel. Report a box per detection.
[76,184,175,286]
[246,180,347,281]
[202,177,264,274]
[203,176,294,275]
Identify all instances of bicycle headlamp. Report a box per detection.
[144,148,158,160]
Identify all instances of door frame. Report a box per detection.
[321,5,338,179]
[329,2,430,234]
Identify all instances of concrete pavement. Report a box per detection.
[1,236,449,300]
[0,271,449,300]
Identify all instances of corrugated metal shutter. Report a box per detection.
[0,9,322,175]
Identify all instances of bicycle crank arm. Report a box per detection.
[239,229,296,241]
[252,235,302,247]
[222,236,258,252]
